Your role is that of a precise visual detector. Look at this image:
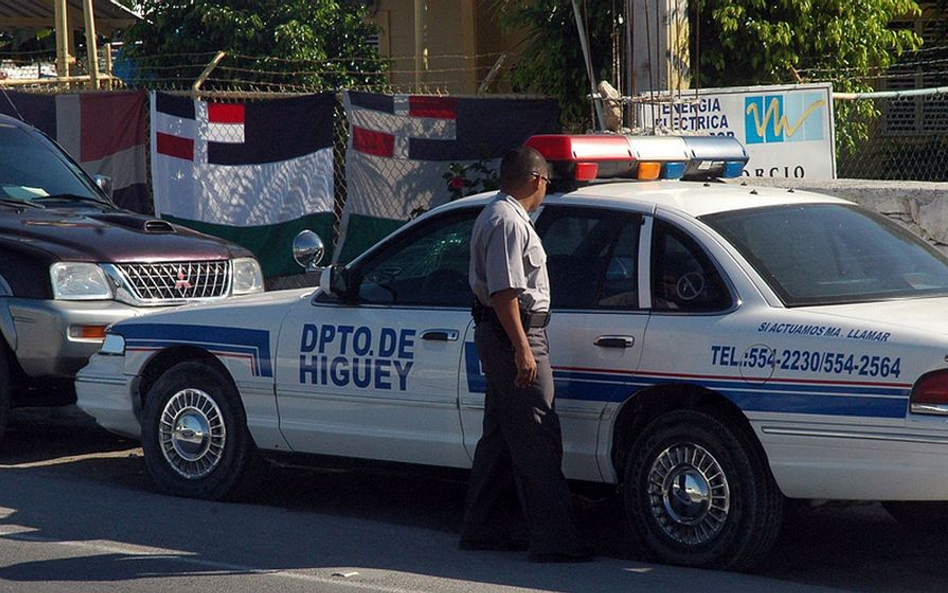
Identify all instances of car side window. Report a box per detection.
[651,220,732,312]
[355,210,478,306]
[536,207,641,310]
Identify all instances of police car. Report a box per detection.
[76,134,948,570]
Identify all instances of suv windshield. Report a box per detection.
[0,122,105,205]
[703,203,948,306]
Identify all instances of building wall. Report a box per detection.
[367,0,525,94]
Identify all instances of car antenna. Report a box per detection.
[0,88,26,122]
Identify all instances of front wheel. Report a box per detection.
[141,361,263,500]
[624,409,783,571]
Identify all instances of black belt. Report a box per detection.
[472,300,551,329]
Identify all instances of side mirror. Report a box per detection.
[292,230,325,272]
[93,174,113,199]
[319,264,351,299]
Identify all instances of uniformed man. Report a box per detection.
[460,146,592,563]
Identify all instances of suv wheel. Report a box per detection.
[0,346,10,444]
[142,361,263,500]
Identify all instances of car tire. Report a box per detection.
[624,409,783,571]
[141,360,263,500]
[882,501,948,531]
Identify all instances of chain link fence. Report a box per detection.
[836,91,948,181]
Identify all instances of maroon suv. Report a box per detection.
[0,114,263,441]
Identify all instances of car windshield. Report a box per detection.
[702,203,948,306]
[0,122,105,205]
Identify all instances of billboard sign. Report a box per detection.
[636,83,836,179]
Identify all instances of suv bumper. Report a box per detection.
[5,298,165,378]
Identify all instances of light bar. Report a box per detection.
[681,136,749,180]
[525,133,747,183]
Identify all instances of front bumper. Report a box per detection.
[75,351,141,439]
[4,298,162,378]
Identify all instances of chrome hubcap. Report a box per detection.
[158,388,226,479]
[647,443,730,545]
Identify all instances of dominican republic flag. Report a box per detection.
[151,92,335,277]
[0,90,150,214]
[336,91,559,263]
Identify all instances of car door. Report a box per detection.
[459,205,649,481]
[275,207,480,468]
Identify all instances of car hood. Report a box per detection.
[112,287,315,330]
[805,296,948,338]
[0,206,250,262]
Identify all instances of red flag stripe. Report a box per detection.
[79,91,148,162]
[156,132,194,161]
[352,126,394,157]
[409,96,458,119]
[208,102,245,124]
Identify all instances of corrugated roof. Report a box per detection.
[0,0,140,35]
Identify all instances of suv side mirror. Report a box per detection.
[93,174,113,199]
[292,230,325,272]
[319,264,351,299]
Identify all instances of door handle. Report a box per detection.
[421,329,460,342]
[594,335,635,348]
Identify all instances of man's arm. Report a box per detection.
[490,288,536,387]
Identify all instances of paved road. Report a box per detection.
[0,407,943,593]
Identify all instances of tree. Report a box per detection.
[693,0,921,154]
[496,0,922,153]
[496,1,619,131]
[120,0,388,91]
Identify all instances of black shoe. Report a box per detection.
[459,538,530,552]
[527,548,595,563]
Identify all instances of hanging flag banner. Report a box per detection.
[337,91,559,263]
[151,91,335,276]
[635,83,836,180]
[0,90,150,213]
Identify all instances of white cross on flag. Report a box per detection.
[336,91,559,262]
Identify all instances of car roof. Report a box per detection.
[449,180,850,219]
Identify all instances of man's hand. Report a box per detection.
[513,344,537,387]
[490,289,536,387]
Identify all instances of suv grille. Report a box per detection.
[114,261,231,303]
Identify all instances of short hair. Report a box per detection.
[500,146,548,193]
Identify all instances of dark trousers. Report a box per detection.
[460,323,582,555]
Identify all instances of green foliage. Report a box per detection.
[121,0,388,90]
[495,1,619,131]
[442,160,500,201]
[496,0,923,155]
[693,0,922,154]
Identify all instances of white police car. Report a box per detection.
[76,134,948,570]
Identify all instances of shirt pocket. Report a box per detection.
[526,244,546,270]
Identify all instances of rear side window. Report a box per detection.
[651,220,732,312]
[536,206,641,310]
[703,204,948,306]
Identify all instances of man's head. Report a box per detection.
[500,146,550,211]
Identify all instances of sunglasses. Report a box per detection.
[532,171,551,184]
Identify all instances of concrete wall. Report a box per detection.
[730,178,948,252]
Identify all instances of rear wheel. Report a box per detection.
[624,409,783,570]
[142,361,263,500]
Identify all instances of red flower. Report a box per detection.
[448,176,465,191]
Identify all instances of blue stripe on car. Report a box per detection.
[464,343,910,419]
[117,324,272,378]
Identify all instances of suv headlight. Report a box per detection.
[50,262,112,300]
[232,257,264,295]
